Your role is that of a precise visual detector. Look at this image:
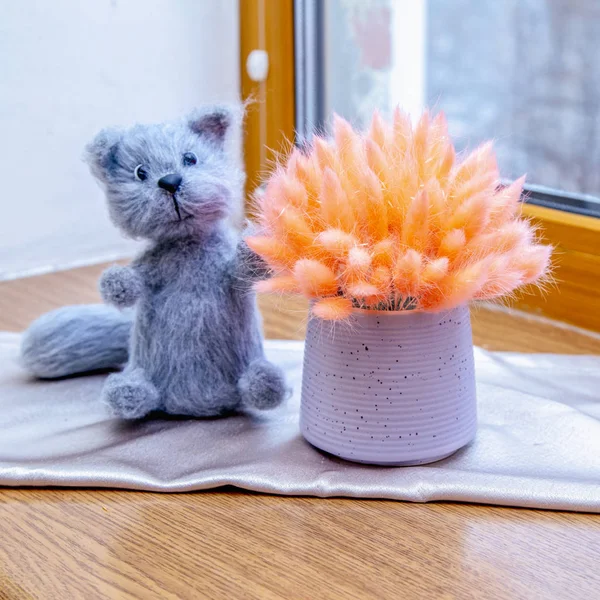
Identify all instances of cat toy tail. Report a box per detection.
[20,304,132,378]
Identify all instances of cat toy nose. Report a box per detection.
[158,173,183,194]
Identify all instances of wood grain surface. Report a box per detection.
[1,263,599,599]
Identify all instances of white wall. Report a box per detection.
[0,0,240,280]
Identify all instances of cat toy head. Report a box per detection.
[85,106,243,240]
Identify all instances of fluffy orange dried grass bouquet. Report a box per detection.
[247,109,552,321]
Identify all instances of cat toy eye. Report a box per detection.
[182,152,198,166]
[134,165,148,181]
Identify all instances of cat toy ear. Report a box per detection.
[84,128,123,181]
[188,105,239,145]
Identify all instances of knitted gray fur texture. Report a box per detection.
[21,106,288,419]
[21,305,132,378]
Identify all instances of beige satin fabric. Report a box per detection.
[1,333,599,511]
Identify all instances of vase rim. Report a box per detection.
[349,304,467,317]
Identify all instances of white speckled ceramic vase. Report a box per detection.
[300,305,477,465]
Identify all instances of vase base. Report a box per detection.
[340,449,460,466]
[305,438,470,467]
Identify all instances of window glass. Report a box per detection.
[312,0,600,209]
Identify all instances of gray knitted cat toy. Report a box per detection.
[21,106,288,419]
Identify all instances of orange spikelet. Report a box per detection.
[448,193,492,239]
[426,178,446,236]
[386,157,418,231]
[312,297,353,321]
[465,220,532,260]
[246,235,297,269]
[439,229,466,260]
[418,288,444,310]
[333,114,354,146]
[422,257,450,285]
[286,148,303,181]
[509,244,552,284]
[436,142,455,186]
[359,168,388,241]
[401,189,430,252]
[255,275,298,294]
[452,142,497,187]
[346,281,380,299]
[429,111,448,137]
[320,168,354,231]
[438,259,489,309]
[314,137,336,171]
[475,256,523,299]
[372,238,396,268]
[293,259,339,297]
[489,176,526,226]
[347,246,372,276]
[427,113,450,179]
[369,110,389,149]
[259,174,286,227]
[392,107,412,154]
[279,173,309,211]
[413,111,430,180]
[294,152,322,202]
[278,207,315,253]
[393,250,423,297]
[333,114,363,171]
[317,229,358,258]
[414,110,430,147]
[496,219,533,248]
[365,138,388,178]
[449,172,497,210]
[364,143,396,231]
[370,265,392,297]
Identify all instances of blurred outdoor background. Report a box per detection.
[322,0,600,198]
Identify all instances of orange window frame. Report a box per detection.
[520,205,600,332]
[240,3,600,333]
[240,0,295,205]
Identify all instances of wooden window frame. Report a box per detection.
[519,204,600,332]
[240,0,295,203]
[240,2,600,333]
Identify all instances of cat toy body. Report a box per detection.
[22,106,287,419]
